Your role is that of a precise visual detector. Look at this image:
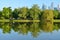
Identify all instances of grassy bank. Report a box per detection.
[54,20,60,22]
[0,20,40,22]
[0,19,60,22]
[13,20,40,22]
[0,19,9,22]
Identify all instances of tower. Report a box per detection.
[42,4,46,10]
[50,2,54,10]
[58,4,60,11]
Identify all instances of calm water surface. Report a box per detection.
[0,22,60,40]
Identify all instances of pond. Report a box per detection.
[0,22,60,40]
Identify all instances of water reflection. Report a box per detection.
[0,22,60,38]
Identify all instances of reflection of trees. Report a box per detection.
[29,22,40,37]
[18,23,28,35]
[0,22,4,29]
[12,22,19,32]
[1,23,11,33]
[41,22,54,32]
[0,22,60,37]
[11,22,29,35]
[54,23,60,31]
[54,24,59,31]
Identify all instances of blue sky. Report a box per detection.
[0,0,60,9]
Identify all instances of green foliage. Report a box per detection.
[2,7,12,19]
[12,8,19,19]
[53,10,59,19]
[0,4,59,19]
[0,11,2,19]
[29,4,41,20]
[0,22,60,37]
[18,7,28,19]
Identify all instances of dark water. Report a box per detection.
[0,22,60,40]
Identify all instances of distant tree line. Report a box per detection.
[0,4,60,20]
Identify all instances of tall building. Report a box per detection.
[42,4,47,10]
[58,4,60,10]
[50,2,54,10]
[58,4,60,12]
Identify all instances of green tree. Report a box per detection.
[29,4,41,20]
[2,7,12,19]
[0,11,2,19]
[41,10,53,22]
[12,8,19,19]
[57,12,60,19]
[53,10,59,19]
[18,7,28,19]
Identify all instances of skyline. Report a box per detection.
[0,0,60,10]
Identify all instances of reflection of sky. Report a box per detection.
[0,29,60,40]
[39,30,60,40]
